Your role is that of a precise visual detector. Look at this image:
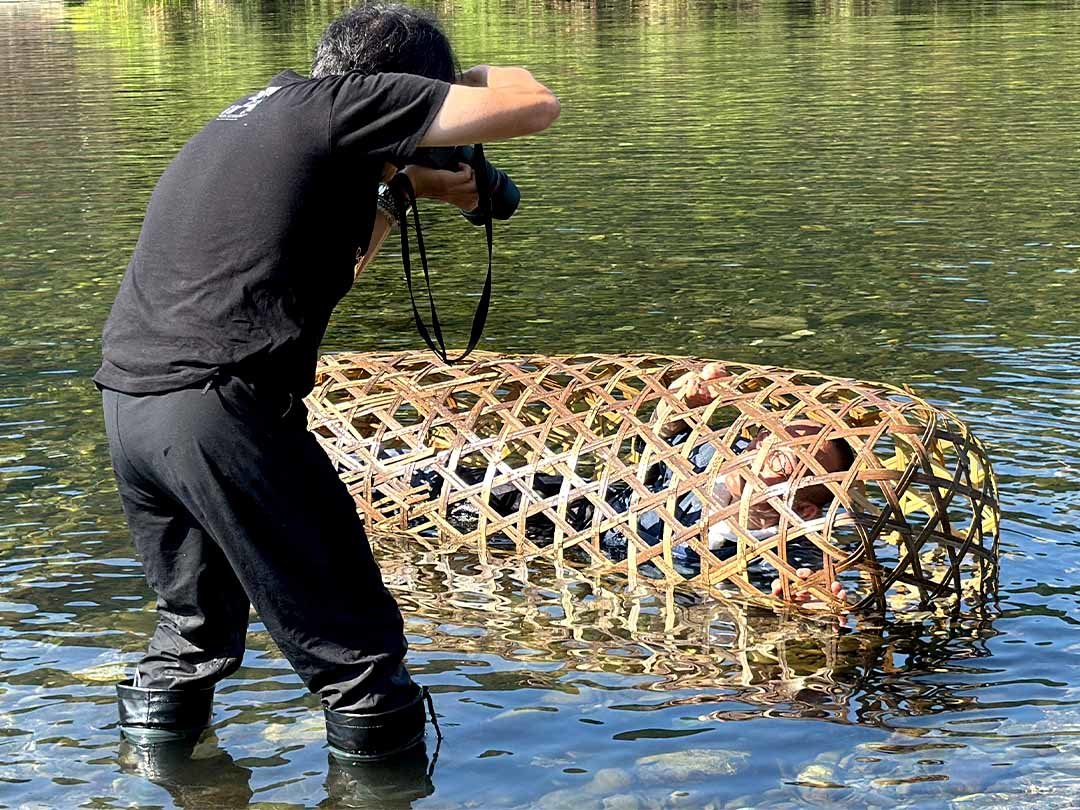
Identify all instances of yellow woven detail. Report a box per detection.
[306,351,1000,612]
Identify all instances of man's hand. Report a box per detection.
[771,567,848,605]
[669,362,732,408]
[401,164,479,212]
[459,64,540,89]
[656,363,732,439]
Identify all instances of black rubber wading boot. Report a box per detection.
[116,679,215,745]
[325,685,440,764]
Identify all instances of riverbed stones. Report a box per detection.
[635,748,749,782]
[536,786,709,810]
[950,792,1018,809]
[534,767,635,810]
[590,767,634,793]
[70,661,129,684]
[599,793,643,810]
[260,715,324,744]
[746,315,809,332]
[795,763,842,788]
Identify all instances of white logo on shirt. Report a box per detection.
[217,86,281,121]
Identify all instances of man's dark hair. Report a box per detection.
[832,438,856,473]
[805,438,856,508]
[311,3,458,81]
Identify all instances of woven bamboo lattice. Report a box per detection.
[307,352,999,612]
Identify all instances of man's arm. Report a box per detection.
[358,65,555,277]
[656,363,733,439]
[354,211,394,281]
[419,65,560,147]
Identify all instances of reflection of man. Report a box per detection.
[95,4,558,761]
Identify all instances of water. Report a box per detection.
[1,0,1079,806]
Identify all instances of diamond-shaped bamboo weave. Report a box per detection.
[306,352,999,612]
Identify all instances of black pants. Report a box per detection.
[102,376,413,713]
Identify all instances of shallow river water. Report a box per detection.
[1,0,1079,807]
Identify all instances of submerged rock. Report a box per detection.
[534,767,636,810]
[950,793,1017,809]
[260,715,324,744]
[635,748,749,782]
[746,315,809,332]
[796,763,845,788]
[663,789,701,808]
[71,662,129,684]
[601,793,643,810]
[792,762,857,808]
[591,768,634,793]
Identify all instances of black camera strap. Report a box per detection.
[390,144,493,365]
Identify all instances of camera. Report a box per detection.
[394,142,515,365]
[417,144,520,223]
[454,145,520,224]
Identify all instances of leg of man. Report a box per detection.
[105,388,251,690]
[110,376,415,715]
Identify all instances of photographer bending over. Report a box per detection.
[95,3,558,762]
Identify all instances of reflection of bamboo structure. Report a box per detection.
[307,352,999,612]
[375,534,994,722]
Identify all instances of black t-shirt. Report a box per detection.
[94,70,450,396]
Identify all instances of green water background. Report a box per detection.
[1,0,1078,807]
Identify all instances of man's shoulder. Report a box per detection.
[212,70,319,122]
[325,70,452,104]
[224,70,446,116]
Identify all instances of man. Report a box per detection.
[660,364,853,602]
[96,3,558,761]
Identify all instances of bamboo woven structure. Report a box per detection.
[307,352,999,612]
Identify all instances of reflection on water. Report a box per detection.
[382,535,1000,726]
[1,0,1079,807]
[116,737,256,808]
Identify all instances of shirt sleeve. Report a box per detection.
[328,72,451,163]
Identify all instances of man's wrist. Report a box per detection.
[486,66,533,89]
[398,165,428,199]
[376,183,401,229]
